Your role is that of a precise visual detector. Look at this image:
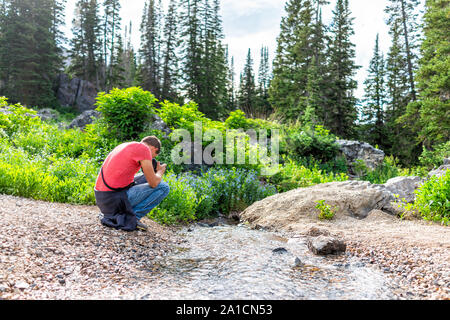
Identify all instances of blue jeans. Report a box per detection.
[126,179,170,220]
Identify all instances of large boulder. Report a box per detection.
[383,176,424,203]
[428,158,450,178]
[336,139,385,173]
[240,180,397,232]
[307,236,346,255]
[148,114,172,138]
[37,108,60,121]
[55,74,98,112]
[68,110,101,129]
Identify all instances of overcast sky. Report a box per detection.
[63,0,425,100]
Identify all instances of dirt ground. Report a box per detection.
[1,193,449,300]
[0,194,183,299]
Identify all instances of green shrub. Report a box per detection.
[315,200,336,220]
[280,124,340,163]
[0,144,97,205]
[360,156,429,185]
[419,141,450,169]
[268,157,348,193]
[95,87,157,141]
[147,172,198,225]
[225,109,252,130]
[408,172,449,225]
[157,100,207,134]
[0,99,41,136]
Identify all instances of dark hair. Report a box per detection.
[141,136,161,153]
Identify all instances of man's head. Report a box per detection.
[141,136,161,157]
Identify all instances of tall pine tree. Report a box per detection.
[103,0,122,90]
[0,0,64,107]
[323,0,359,138]
[255,45,272,118]
[385,0,421,102]
[269,0,315,121]
[68,0,104,89]
[385,0,422,164]
[179,0,228,119]
[138,0,163,98]
[160,0,181,103]
[360,34,388,148]
[405,0,449,149]
[237,48,257,116]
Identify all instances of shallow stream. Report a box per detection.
[139,221,398,300]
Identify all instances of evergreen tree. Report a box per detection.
[121,21,137,87]
[199,0,229,119]
[224,51,237,112]
[160,0,181,103]
[384,0,422,164]
[68,0,104,88]
[0,0,63,107]
[179,0,228,119]
[108,33,125,88]
[255,45,272,118]
[138,0,163,99]
[384,19,416,163]
[237,48,257,116]
[268,0,315,121]
[309,1,329,124]
[103,0,122,90]
[324,0,359,138]
[179,0,203,104]
[404,0,449,149]
[385,0,421,102]
[360,34,388,148]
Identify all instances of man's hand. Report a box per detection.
[156,161,167,175]
[141,159,163,188]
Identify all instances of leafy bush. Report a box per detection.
[315,200,336,220]
[95,87,157,141]
[225,109,252,130]
[268,157,348,193]
[280,124,340,163]
[157,100,207,134]
[397,172,450,225]
[0,144,97,205]
[419,141,450,169]
[359,156,428,185]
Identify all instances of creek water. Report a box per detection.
[139,221,399,300]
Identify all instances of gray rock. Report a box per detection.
[68,110,101,129]
[428,164,450,179]
[55,73,98,112]
[336,139,385,173]
[304,227,330,237]
[272,247,288,254]
[37,108,60,121]
[383,176,424,203]
[307,236,346,255]
[148,114,172,137]
[15,281,29,290]
[294,257,304,267]
[443,158,450,166]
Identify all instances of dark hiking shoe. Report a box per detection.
[136,221,148,231]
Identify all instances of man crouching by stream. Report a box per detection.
[94,136,169,232]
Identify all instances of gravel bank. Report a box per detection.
[0,194,183,299]
[0,194,449,300]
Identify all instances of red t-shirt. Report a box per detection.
[95,142,152,192]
